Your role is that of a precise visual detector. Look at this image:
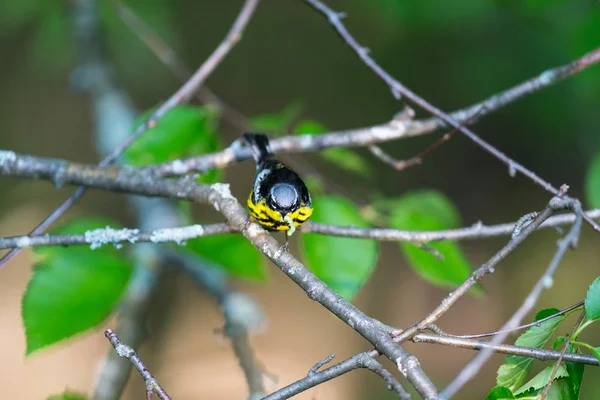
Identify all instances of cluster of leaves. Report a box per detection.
[486,277,600,399]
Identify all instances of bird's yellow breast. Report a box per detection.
[247,192,313,231]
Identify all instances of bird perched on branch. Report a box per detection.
[243,133,313,243]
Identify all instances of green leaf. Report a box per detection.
[546,378,577,400]
[552,335,566,350]
[185,235,266,280]
[514,365,568,396]
[47,391,87,400]
[125,106,220,183]
[585,153,600,208]
[565,344,585,398]
[250,102,303,134]
[295,120,370,177]
[585,276,600,321]
[23,218,132,355]
[484,386,515,400]
[300,196,378,300]
[388,190,473,288]
[321,148,370,177]
[303,176,325,197]
[294,120,328,135]
[496,308,566,391]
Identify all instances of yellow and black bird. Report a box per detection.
[243,133,313,239]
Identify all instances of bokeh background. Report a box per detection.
[1,0,600,398]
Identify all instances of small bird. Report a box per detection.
[242,133,313,242]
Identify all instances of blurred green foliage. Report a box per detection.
[295,120,370,177]
[184,234,267,280]
[585,153,600,209]
[47,392,87,400]
[388,190,474,289]
[250,102,304,133]
[125,105,221,183]
[301,195,378,300]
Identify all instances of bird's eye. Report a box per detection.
[269,183,298,210]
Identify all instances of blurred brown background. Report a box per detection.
[1,0,600,398]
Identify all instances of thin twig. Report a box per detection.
[369,105,485,172]
[456,300,583,339]
[441,195,584,398]
[262,349,381,400]
[357,354,411,399]
[411,332,598,366]
[540,311,586,399]
[309,354,336,375]
[104,329,171,400]
[0,0,261,270]
[303,0,600,234]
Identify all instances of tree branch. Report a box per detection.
[357,354,411,399]
[2,151,600,246]
[303,210,599,242]
[411,332,598,366]
[0,223,232,250]
[104,329,171,400]
[2,203,598,251]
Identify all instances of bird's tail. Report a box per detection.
[242,133,273,164]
